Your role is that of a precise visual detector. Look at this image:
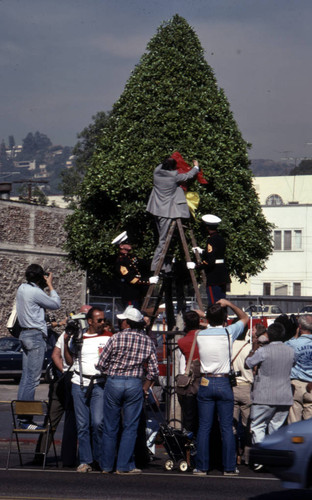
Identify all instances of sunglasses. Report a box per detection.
[96,318,105,323]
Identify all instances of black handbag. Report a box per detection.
[175,330,200,395]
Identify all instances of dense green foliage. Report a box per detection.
[65,15,273,281]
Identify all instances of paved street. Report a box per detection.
[0,381,310,499]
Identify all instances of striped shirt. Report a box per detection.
[97,328,159,381]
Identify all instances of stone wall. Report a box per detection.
[0,200,86,336]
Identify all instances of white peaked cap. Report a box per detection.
[202,214,221,225]
[111,231,128,245]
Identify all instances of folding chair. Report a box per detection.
[6,400,58,469]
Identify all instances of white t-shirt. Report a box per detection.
[71,333,111,387]
[55,332,72,371]
[197,321,245,374]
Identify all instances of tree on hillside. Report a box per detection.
[21,131,52,162]
[0,141,8,169]
[289,159,312,176]
[64,14,273,282]
[8,135,15,150]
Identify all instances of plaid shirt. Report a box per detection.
[97,328,159,381]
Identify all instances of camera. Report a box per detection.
[65,313,88,345]
[228,369,242,388]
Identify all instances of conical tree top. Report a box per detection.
[65,14,273,281]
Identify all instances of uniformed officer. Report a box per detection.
[193,215,231,306]
[112,231,158,309]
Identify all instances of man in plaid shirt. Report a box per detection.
[97,305,159,474]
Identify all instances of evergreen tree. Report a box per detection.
[65,15,272,281]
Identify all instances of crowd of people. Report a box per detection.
[14,264,159,473]
[14,262,312,476]
[176,301,312,475]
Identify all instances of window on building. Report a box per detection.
[275,284,288,296]
[274,231,282,250]
[293,283,301,296]
[266,194,283,206]
[284,230,292,250]
[273,229,302,251]
[294,230,302,250]
[263,283,271,296]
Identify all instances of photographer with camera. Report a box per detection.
[34,307,92,467]
[16,263,61,430]
[63,306,111,473]
[194,299,248,476]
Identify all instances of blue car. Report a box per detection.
[0,336,52,381]
[250,419,312,489]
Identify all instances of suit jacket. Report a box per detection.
[146,164,198,219]
[246,342,295,406]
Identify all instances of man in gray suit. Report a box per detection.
[246,323,296,451]
[146,157,199,272]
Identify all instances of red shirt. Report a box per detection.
[177,329,200,363]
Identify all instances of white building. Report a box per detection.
[230,175,312,298]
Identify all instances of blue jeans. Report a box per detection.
[196,377,236,472]
[72,382,104,465]
[101,376,143,472]
[17,329,46,407]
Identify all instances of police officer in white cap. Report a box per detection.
[193,215,231,306]
[112,232,159,309]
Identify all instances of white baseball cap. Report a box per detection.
[117,305,144,322]
[202,214,221,225]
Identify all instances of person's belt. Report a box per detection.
[215,259,224,264]
[201,373,229,378]
[74,370,104,380]
[21,327,38,330]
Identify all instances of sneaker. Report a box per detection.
[253,463,264,472]
[19,421,44,430]
[223,468,239,476]
[116,468,142,475]
[193,469,207,476]
[102,470,112,474]
[77,463,92,473]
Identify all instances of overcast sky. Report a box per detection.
[1,0,312,161]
